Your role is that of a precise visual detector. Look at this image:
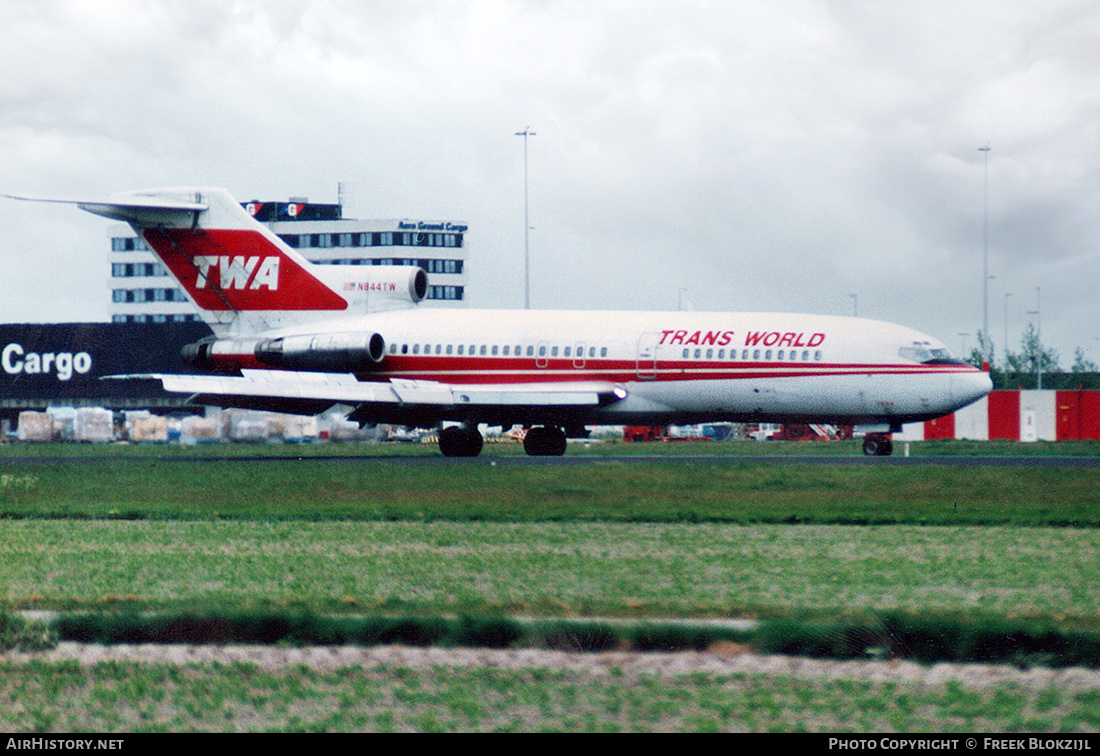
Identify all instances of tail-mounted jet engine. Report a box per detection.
[182,332,386,374]
[254,332,386,372]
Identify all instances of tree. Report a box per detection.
[1071,347,1098,374]
[1004,322,1060,375]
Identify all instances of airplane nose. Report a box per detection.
[952,370,993,408]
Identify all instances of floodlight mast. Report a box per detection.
[979,143,992,365]
[515,127,536,309]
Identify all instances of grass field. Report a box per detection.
[1,438,1098,732]
[2,520,1098,621]
[2,443,1099,525]
[4,658,1098,732]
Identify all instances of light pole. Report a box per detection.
[959,333,971,359]
[1003,292,1012,370]
[979,143,992,364]
[849,293,858,317]
[515,127,536,309]
[1027,286,1042,389]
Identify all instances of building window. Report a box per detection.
[426,285,463,301]
[111,237,137,252]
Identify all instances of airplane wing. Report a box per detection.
[114,371,624,424]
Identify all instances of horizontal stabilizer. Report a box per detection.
[3,190,208,225]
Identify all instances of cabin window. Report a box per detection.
[706,349,713,359]
[412,344,420,355]
[528,346,536,357]
[401,344,408,355]
[682,348,690,358]
[502,346,510,356]
[802,350,809,361]
[480,345,487,356]
[777,350,784,360]
[457,345,464,355]
[491,345,499,356]
[601,347,608,358]
[446,344,453,355]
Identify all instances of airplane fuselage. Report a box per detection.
[217,307,992,432]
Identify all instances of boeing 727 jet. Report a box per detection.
[5,187,992,456]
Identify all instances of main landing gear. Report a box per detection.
[862,434,894,457]
[522,425,568,457]
[438,425,484,458]
[437,424,570,457]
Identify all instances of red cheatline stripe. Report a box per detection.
[356,357,979,384]
[207,352,980,383]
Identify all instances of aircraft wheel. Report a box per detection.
[439,426,483,457]
[862,435,893,457]
[523,426,567,456]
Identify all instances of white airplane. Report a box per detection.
[6,187,992,457]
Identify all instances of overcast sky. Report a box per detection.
[1,0,1098,365]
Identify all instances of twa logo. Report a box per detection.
[194,256,280,291]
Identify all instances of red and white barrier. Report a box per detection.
[896,390,1100,442]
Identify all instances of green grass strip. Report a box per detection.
[2,457,1099,526]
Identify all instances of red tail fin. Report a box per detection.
[143,228,348,312]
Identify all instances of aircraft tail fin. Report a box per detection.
[6,188,427,335]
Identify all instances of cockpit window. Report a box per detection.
[899,343,968,366]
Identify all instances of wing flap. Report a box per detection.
[135,370,398,405]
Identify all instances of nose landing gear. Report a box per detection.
[862,434,894,456]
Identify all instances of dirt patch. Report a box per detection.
[5,642,1100,692]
